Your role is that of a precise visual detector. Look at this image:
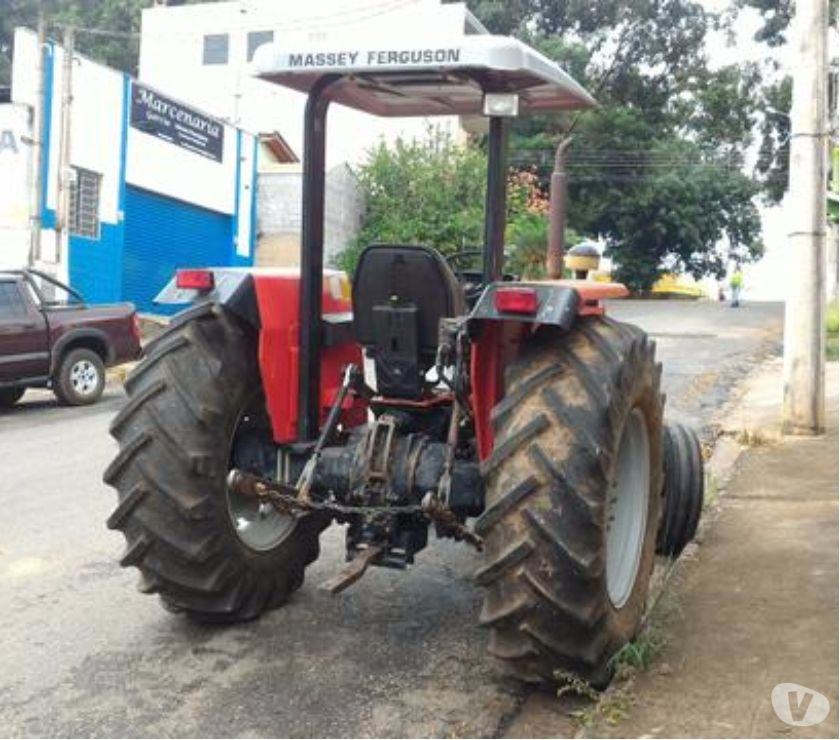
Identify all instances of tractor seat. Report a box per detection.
[352,244,465,398]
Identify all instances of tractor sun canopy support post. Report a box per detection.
[482,116,510,284]
[298,74,342,441]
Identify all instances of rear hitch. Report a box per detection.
[225,467,483,593]
[225,356,485,593]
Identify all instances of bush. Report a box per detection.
[336,127,486,274]
[337,129,582,278]
[827,301,839,361]
[826,301,839,334]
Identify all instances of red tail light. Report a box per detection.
[493,287,539,315]
[176,269,214,291]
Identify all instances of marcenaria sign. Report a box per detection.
[130,82,223,163]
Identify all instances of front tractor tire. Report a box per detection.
[476,317,664,687]
[104,303,327,622]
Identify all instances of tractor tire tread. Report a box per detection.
[476,317,663,685]
[105,303,326,622]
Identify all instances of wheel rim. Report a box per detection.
[70,359,100,396]
[226,399,296,552]
[605,407,650,609]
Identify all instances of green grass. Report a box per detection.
[608,629,664,673]
[828,303,839,359]
[828,301,839,361]
[570,687,635,728]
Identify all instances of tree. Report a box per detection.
[0,0,217,86]
[469,0,766,290]
[736,0,836,205]
[48,0,149,75]
[506,167,583,277]
[736,0,792,47]
[755,77,792,204]
[562,110,762,291]
[0,0,42,85]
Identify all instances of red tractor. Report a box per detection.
[104,35,702,686]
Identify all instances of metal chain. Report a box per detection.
[264,487,425,517]
[228,469,483,550]
[255,479,482,550]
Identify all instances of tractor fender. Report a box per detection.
[154,268,366,444]
[467,280,629,460]
[468,282,580,331]
[467,279,629,330]
[154,269,261,329]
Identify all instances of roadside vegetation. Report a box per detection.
[334,0,797,287]
[555,594,674,731]
[827,300,838,361]
[335,128,575,277]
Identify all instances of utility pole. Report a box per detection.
[27,12,46,267]
[828,139,839,303]
[54,26,74,266]
[782,0,827,434]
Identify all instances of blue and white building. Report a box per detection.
[4,27,257,313]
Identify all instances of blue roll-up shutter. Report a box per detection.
[122,186,233,314]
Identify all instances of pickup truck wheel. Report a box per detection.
[54,348,105,406]
[476,318,664,688]
[104,303,328,622]
[0,387,25,407]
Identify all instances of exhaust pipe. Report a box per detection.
[546,138,572,279]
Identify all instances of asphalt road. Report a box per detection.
[0,300,782,738]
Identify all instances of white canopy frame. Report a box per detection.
[251,35,597,117]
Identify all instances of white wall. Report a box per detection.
[139,0,473,169]
[65,52,124,224]
[0,104,32,268]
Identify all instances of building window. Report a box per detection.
[247,30,274,61]
[0,282,28,319]
[68,167,101,240]
[203,33,229,65]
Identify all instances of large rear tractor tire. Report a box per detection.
[476,317,664,687]
[104,303,328,622]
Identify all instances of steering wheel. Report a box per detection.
[445,250,486,306]
[445,250,484,269]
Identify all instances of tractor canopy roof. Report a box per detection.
[250,35,596,117]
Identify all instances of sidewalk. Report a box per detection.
[506,361,839,739]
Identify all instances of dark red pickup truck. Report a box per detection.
[0,269,142,407]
